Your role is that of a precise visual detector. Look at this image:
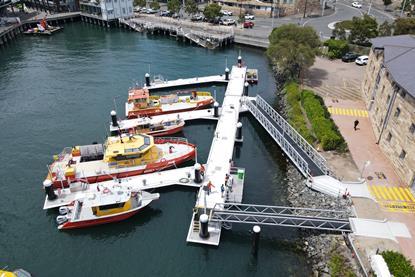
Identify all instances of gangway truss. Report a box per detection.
[211,203,352,232]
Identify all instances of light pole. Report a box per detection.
[271,0,274,28]
[303,0,308,19]
[368,0,373,15]
[360,160,371,180]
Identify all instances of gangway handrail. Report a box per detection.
[254,95,332,176]
[245,99,310,177]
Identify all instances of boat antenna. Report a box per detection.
[113,96,118,113]
[225,57,228,69]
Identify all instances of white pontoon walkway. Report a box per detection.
[186,65,247,246]
[44,166,200,210]
[146,75,229,91]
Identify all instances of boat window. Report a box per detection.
[98,202,125,211]
[114,154,141,160]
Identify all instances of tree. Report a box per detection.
[167,0,181,13]
[378,21,393,36]
[383,0,392,6]
[134,0,145,7]
[324,39,349,59]
[400,0,415,12]
[203,3,221,21]
[268,24,320,49]
[394,17,415,35]
[348,15,378,46]
[150,0,160,10]
[185,0,198,15]
[267,24,320,80]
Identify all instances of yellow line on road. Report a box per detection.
[393,187,405,201]
[399,188,411,202]
[382,187,394,201]
[387,187,399,201]
[371,186,384,200]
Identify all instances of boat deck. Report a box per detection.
[146,75,228,91]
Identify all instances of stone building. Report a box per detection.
[361,35,415,188]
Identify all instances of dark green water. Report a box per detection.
[0,23,310,276]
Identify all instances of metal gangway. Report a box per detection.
[245,95,332,178]
[210,203,352,232]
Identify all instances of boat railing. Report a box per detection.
[154,137,188,144]
[57,147,73,161]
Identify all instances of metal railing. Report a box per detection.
[210,203,352,232]
[245,98,310,177]
[249,96,332,176]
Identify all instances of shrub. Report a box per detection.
[381,251,415,277]
[324,39,349,59]
[284,82,315,144]
[329,253,356,277]
[301,90,347,151]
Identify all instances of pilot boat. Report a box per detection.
[56,188,159,230]
[125,88,214,119]
[109,110,184,137]
[46,134,195,189]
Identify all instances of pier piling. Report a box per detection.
[214,102,219,118]
[194,163,202,183]
[145,73,151,87]
[244,82,249,96]
[236,122,243,142]
[225,67,230,81]
[199,214,209,238]
[251,225,261,256]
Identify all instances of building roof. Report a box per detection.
[371,35,415,98]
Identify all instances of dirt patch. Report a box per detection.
[320,150,360,181]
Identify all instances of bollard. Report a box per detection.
[145,73,150,87]
[225,67,230,81]
[244,81,249,96]
[238,55,242,65]
[235,122,243,142]
[43,179,57,201]
[251,225,261,256]
[199,213,209,238]
[194,163,202,183]
[214,102,219,118]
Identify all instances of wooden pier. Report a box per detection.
[120,15,234,49]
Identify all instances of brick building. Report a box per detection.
[362,35,415,188]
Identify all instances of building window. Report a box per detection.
[394,107,401,118]
[410,123,415,134]
[400,89,406,98]
[386,94,391,104]
[129,6,132,12]
[399,150,407,160]
[123,7,125,13]
[381,85,385,94]
[386,132,392,142]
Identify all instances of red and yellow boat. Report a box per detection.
[125,88,214,119]
[46,134,195,189]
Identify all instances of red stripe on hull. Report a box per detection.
[52,146,196,189]
[127,100,214,119]
[60,209,142,230]
[147,125,183,137]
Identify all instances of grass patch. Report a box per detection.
[301,90,348,151]
[329,253,356,277]
[381,251,415,277]
[284,82,315,144]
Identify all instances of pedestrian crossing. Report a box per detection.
[328,107,369,117]
[369,185,415,213]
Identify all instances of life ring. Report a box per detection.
[103,188,110,194]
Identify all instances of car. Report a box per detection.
[243,21,254,28]
[172,13,180,18]
[352,2,362,8]
[204,17,221,24]
[342,52,360,62]
[220,10,233,16]
[191,14,204,21]
[159,10,171,16]
[355,55,369,65]
[133,6,142,12]
[244,14,255,20]
[145,8,158,14]
[220,18,236,26]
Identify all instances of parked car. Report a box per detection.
[220,18,236,26]
[204,17,221,24]
[159,10,171,16]
[145,8,158,14]
[351,2,362,8]
[355,55,369,65]
[220,10,233,16]
[133,6,142,12]
[342,52,360,62]
[244,14,255,20]
[172,13,180,18]
[243,21,254,28]
[191,14,204,21]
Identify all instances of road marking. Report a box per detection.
[370,185,415,213]
[328,107,368,117]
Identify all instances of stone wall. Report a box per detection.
[362,48,415,187]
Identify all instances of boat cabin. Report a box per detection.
[103,134,160,167]
[128,88,152,109]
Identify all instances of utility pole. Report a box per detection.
[400,0,408,16]
[271,0,274,28]
[368,0,373,15]
[303,0,308,19]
